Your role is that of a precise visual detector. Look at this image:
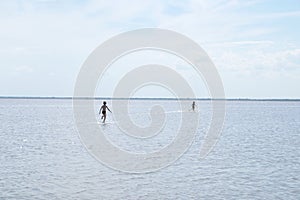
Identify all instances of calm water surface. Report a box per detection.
[0,99,299,199]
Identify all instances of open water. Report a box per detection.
[0,99,299,199]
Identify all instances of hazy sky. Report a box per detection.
[0,0,299,98]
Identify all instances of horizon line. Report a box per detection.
[0,96,300,101]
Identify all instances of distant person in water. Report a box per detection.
[192,101,196,111]
[99,101,112,123]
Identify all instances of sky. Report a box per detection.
[0,0,300,98]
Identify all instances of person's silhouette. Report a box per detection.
[99,101,112,123]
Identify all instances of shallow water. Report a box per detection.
[0,99,299,199]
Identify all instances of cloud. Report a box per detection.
[212,46,300,77]
[206,40,274,47]
[0,0,299,97]
[15,65,34,73]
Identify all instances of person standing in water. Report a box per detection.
[192,101,196,111]
[99,101,112,123]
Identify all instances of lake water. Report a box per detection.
[0,99,299,199]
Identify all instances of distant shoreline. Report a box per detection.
[0,96,300,102]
